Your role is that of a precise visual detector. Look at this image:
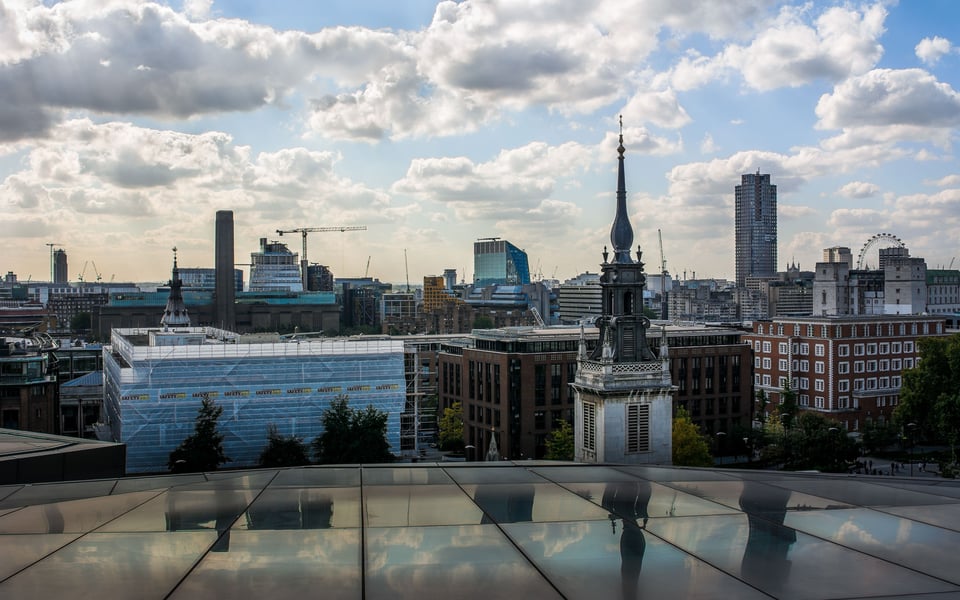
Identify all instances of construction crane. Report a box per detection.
[364,256,371,278]
[658,229,669,320]
[404,249,410,292]
[276,226,367,290]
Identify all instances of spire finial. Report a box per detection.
[172,246,178,268]
[617,115,625,158]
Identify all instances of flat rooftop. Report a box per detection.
[1,463,958,598]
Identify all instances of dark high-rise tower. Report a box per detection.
[735,171,777,287]
[53,249,68,284]
[215,210,236,330]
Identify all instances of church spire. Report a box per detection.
[161,247,191,328]
[610,115,634,264]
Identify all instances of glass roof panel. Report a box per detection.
[0,534,80,580]
[271,467,360,488]
[769,479,959,507]
[616,465,740,482]
[529,465,645,483]
[0,479,117,508]
[461,483,610,524]
[362,466,453,485]
[0,491,159,534]
[0,531,218,599]
[561,481,739,519]
[649,513,958,598]
[178,471,277,490]
[503,520,770,599]
[880,503,960,532]
[785,508,960,585]
[443,466,549,485]
[666,480,853,514]
[170,529,361,599]
[113,474,206,494]
[234,487,360,530]
[364,484,483,527]
[364,525,562,599]
[97,489,255,533]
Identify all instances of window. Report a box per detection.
[854,344,865,356]
[855,361,865,373]
[879,377,890,389]
[879,343,890,354]
[867,360,877,372]
[762,358,771,369]
[815,379,825,392]
[762,375,771,386]
[778,342,788,354]
[815,344,825,357]
[583,402,596,452]
[904,358,913,369]
[534,410,546,429]
[754,357,761,368]
[839,362,849,375]
[892,342,902,353]
[800,360,809,371]
[892,375,901,387]
[815,396,825,409]
[879,359,889,371]
[779,359,788,371]
[867,343,877,355]
[778,376,787,388]
[754,341,761,352]
[892,358,901,370]
[838,344,849,357]
[800,343,809,355]
[762,341,772,353]
[815,362,825,374]
[839,380,850,392]
[905,341,914,353]
[626,404,650,453]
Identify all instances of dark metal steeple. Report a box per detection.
[161,247,191,328]
[610,115,634,264]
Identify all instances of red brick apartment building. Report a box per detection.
[745,315,949,431]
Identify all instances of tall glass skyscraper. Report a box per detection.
[473,238,531,287]
[735,171,777,287]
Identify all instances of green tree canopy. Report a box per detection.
[438,401,465,452]
[896,334,960,447]
[782,412,858,472]
[672,407,713,467]
[168,396,229,473]
[545,419,574,461]
[258,424,311,468]
[312,395,394,464]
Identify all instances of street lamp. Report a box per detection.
[906,422,917,477]
[716,432,727,465]
[828,427,839,472]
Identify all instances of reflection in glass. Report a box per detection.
[365,525,561,599]
[601,480,651,599]
[0,492,157,534]
[235,488,360,531]
[364,485,482,527]
[474,484,535,523]
[738,481,796,590]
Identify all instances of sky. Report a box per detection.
[1,0,959,286]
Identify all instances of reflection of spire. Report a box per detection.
[161,246,191,328]
[601,479,652,598]
[739,481,796,590]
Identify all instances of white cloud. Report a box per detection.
[837,181,880,199]
[915,36,953,66]
[700,133,718,154]
[926,174,960,187]
[669,3,886,91]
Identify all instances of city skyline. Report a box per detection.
[2,1,959,285]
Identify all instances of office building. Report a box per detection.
[0,336,59,434]
[249,238,303,293]
[102,326,406,473]
[745,315,948,431]
[473,238,531,287]
[573,126,673,465]
[735,171,777,288]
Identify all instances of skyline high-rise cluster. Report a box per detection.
[735,171,778,288]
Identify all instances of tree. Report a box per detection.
[545,419,574,461]
[774,384,799,430]
[169,396,229,473]
[312,395,394,464]
[936,392,960,467]
[438,401,465,452]
[70,311,91,332]
[896,334,960,443]
[472,315,494,329]
[782,412,858,472]
[258,424,310,468]
[672,408,713,467]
